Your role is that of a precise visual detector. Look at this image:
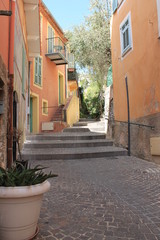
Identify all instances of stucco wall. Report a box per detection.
[14,2,29,144]
[0,57,8,168]
[0,1,10,68]
[112,0,160,121]
[111,0,160,161]
[65,96,79,126]
[30,6,66,133]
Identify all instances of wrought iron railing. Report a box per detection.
[46,37,67,58]
[67,53,75,69]
[68,70,78,81]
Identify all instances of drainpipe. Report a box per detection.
[7,0,15,168]
[28,61,31,131]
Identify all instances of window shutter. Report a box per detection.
[48,25,52,53]
[112,0,118,13]
[38,58,42,85]
[35,57,38,84]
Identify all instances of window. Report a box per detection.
[34,57,42,86]
[157,0,160,38]
[112,0,118,13]
[48,24,54,53]
[118,0,123,5]
[42,99,48,115]
[120,12,132,56]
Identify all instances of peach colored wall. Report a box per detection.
[0,1,10,68]
[30,6,66,132]
[111,0,160,121]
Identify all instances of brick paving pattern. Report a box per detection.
[33,156,160,240]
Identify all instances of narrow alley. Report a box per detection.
[32,121,160,240]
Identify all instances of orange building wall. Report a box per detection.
[111,0,160,122]
[0,1,10,68]
[30,6,66,132]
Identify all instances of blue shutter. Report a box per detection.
[112,0,118,13]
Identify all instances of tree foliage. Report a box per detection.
[66,0,112,118]
[66,0,112,90]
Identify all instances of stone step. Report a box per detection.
[24,139,113,149]
[22,146,127,161]
[26,132,106,141]
[73,122,88,127]
[79,118,97,122]
[63,127,90,133]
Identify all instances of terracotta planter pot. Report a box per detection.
[0,180,50,240]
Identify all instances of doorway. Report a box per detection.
[30,94,39,133]
[13,91,18,161]
[58,73,64,105]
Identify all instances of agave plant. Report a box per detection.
[0,162,58,187]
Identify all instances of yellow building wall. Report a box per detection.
[111,0,160,122]
[68,81,78,96]
[66,96,79,126]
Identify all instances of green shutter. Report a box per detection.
[35,57,38,84]
[48,25,54,53]
[112,0,118,13]
[48,26,52,53]
[38,58,42,85]
[34,57,42,86]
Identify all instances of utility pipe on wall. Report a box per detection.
[7,0,15,168]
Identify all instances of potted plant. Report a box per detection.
[0,129,57,240]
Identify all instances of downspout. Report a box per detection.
[7,0,15,168]
[28,61,31,132]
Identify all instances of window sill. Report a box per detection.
[122,46,132,58]
[33,82,42,89]
[42,113,48,116]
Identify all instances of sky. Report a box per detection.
[43,0,91,31]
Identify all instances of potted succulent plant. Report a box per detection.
[0,129,57,240]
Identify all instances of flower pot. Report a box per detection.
[0,180,50,240]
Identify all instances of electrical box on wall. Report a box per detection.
[0,101,4,114]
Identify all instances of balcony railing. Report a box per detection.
[45,37,68,65]
[68,69,78,81]
[67,53,75,69]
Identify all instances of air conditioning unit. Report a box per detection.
[0,101,4,114]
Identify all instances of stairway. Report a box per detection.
[52,105,64,121]
[22,125,127,161]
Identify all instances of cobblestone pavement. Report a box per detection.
[33,156,160,240]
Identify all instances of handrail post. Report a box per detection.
[125,76,131,156]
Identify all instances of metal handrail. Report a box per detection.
[105,117,155,130]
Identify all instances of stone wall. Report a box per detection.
[0,56,8,168]
[112,112,160,162]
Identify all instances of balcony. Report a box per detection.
[67,53,78,81]
[67,53,75,69]
[68,69,78,81]
[45,37,68,65]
